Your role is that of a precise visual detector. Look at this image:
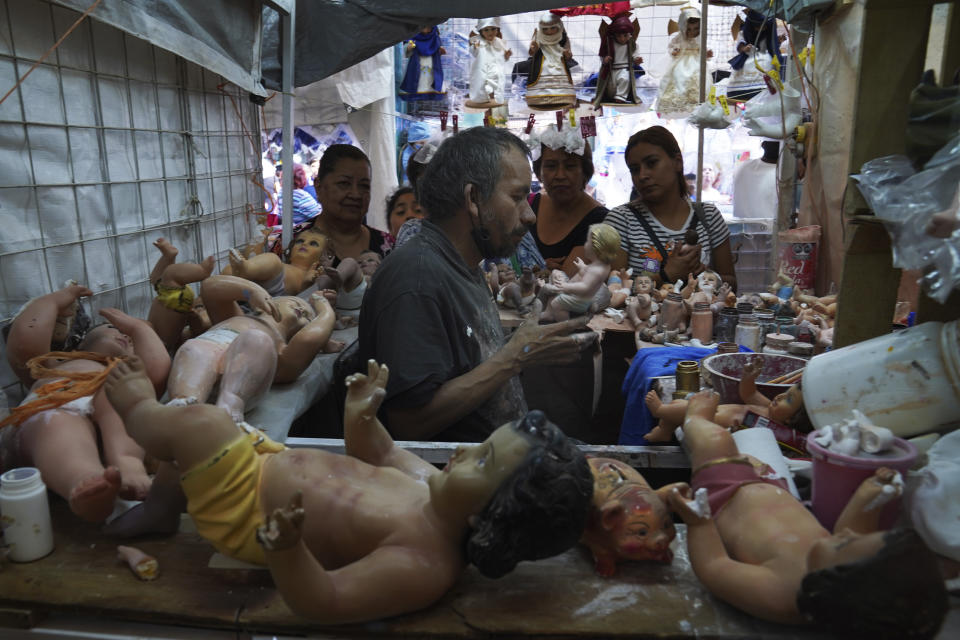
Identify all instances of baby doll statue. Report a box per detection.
[466,17,512,109]
[593,13,642,107]
[539,223,621,322]
[657,5,712,118]
[3,283,170,522]
[147,237,214,352]
[525,12,577,111]
[644,355,811,442]
[625,272,660,330]
[490,264,538,315]
[580,458,678,576]
[357,250,381,283]
[399,25,446,101]
[606,269,633,309]
[726,9,785,102]
[225,227,330,297]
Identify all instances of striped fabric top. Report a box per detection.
[603,200,730,276]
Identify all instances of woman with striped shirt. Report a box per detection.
[604,126,736,290]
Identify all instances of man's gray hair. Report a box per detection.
[418,127,530,222]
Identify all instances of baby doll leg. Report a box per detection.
[680,391,741,471]
[160,256,215,289]
[104,356,245,473]
[644,390,687,442]
[148,256,216,351]
[93,388,152,501]
[227,250,283,283]
[166,337,224,403]
[19,411,120,522]
[215,330,278,422]
[149,238,178,285]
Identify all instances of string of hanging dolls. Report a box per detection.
[397,5,803,139]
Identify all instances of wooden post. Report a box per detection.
[834,0,934,345]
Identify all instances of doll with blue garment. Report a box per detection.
[399,26,446,101]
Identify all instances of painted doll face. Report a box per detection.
[357,251,381,277]
[497,263,517,284]
[540,24,560,37]
[685,18,701,39]
[480,26,498,42]
[634,275,654,295]
[614,31,632,45]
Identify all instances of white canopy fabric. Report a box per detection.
[53,0,267,95]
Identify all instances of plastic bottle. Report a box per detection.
[0,467,55,562]
[735,314,762,352]
[690,302,713,344]
[802,320,960,437]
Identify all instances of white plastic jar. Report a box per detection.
[802,320,960,437]
[0,467,55,562]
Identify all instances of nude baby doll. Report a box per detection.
[147,237,214,352]
[165,274,339,422]
[643,355,810,442]
[540,223,621,322]
[664,390,947,635]
[102,357,593,624]
[2,283,170,521]
[489,264,538,315]
[225,227,330,297]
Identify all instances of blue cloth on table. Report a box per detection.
[619,345,751,445]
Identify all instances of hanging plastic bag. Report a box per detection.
[852,135,960,303]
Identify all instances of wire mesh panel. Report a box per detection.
[0,0,262,402]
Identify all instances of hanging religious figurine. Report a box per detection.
[656,5,712,118]
[726,9,785,102]
[593,12,643,107]
[525,12,578,111]
[399,25,446,101]
[466,17,512,109]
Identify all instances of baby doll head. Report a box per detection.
[697,270,721,293]
[609,13,635,45]
[497,262,517,284]
[586,223,621,264]
[678,6,702,40]
[476,17,500,42]
[633,274,655,295]
[538,12,563,38]
[357,251,381,277]
[685,17,700,39]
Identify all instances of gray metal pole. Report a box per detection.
[695,0,709,203]
[280,3,296,251]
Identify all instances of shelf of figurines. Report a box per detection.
[494,268,836,356]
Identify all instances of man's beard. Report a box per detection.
[472,208,524,260]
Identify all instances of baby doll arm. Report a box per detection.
[98,308,171,393]
[7,283,93,386]
[261,493,455,624]
[274,293,336,384]
[343,359,437,480]
[557,262,608,297]
[832,467,904,534]
[738,356,770,407]
[667,486,799,623]
[200,275,277,326]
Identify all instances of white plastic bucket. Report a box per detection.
[802,320,960,437]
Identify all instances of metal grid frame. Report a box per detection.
[0,0,262,399]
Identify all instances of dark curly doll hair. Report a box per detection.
[797,528,948,640]
[466,410,593,579]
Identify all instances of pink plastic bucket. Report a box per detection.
[806,430,917,531]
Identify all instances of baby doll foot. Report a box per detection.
[227,248,247,277]
[153,238,178,260]
[643,423,676,443]
[104,357,161,422]
[644,389,664,416]
[685,390,720,421]
[322,338,346,353]
[70,467,122,522]
[113,456,153,500]
[199,255,215,278]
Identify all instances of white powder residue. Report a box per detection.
[573,584,639,617]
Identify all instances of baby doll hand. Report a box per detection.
[309,291,333,316]
[666,485,712,526]
[562,49,573,60]
[742,355,764,381]
[505,49,513,60]
[635,56,643,64]
[248,289,281,323]
[860,467,904,512]
[257,491,305,552]
[98,307,141,333]
[53,282,94,310]
[438,46,447,55]
[573,257,587,272]
[603,55,612,65]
